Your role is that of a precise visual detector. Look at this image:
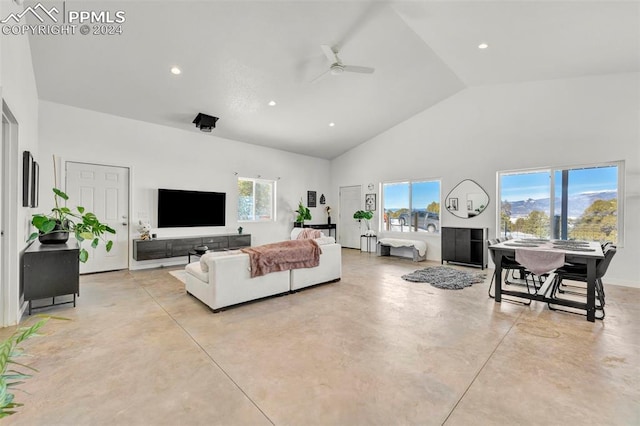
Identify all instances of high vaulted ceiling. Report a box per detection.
[26,1,640,159]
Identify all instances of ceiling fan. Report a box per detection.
[312,45,375,82]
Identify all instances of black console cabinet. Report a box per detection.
[22,240,80,314]
[133,234,251,261]
[441,227,488,269]
[293,223,336,238]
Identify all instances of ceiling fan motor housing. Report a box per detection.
[330,64,344,75]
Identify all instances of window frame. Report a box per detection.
[496,160,624,246]
[381,177,442,234]
[237,177,277,223]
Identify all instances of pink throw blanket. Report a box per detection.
[241,240,322,278]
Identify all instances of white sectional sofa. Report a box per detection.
[290,243,341,290]
[185,232,341,311]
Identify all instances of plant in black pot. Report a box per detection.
[27,188,116,263]
[295,200,312,225]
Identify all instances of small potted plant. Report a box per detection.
[27,188,115,263]
[295,200,312,225]
[353,210,374,235]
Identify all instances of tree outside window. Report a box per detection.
[238,177,276,222]
[382,179,440,233]
[499,163,622,244]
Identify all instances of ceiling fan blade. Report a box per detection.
[310,68,331,83]
[343,65,375,74]
[320,45,337,63]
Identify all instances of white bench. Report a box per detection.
[377,238,427,262]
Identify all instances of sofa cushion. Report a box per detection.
[297,228,323,239]
[290,228,326,240]
[200,250,242,272]
[186,262,209,283]
[315,236,336,245]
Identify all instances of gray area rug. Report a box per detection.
[402,266,486,290]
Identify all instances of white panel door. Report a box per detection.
[339,185,362,249]
[65,162,129,274]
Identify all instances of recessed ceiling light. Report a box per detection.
[268,100,277,106]
[478,43,489,49]
[329,122,335,127]
[170,66,182,75]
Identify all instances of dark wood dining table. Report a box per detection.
[489,240,604,322]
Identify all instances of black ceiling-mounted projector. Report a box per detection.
[193,113,219,132]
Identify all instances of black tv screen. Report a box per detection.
[158,189,226,228]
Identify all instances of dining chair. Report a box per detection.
[547,245,617,319]
[557,241,613,294]
[487,239,533,304]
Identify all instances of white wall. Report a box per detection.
[38,101,331,269]
[0,0,40,324]
[331,73,640,287]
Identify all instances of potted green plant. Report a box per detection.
[295,200,312,225]
[27,188,115,263]
[353,210,374,234]
[0,316,64,418]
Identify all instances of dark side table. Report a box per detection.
[23,240,80,315]
[188,250,208,263]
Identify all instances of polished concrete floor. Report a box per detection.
[3,249,639,425]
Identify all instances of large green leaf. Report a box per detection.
[79,249,89,263]
[1,374,31,381]
[40,220,57,234]
[79,232,93,241]
[52,188,68,200]
[91,238,99,249]
[106,240,113,252]
[15,319,47,344]
[6,359,37,372]
[31,215,48,228]
[0,340,12,372]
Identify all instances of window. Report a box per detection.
[237,177,276,222]
[499,162,623,244]
[382,179,441,233]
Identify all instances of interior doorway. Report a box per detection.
[1,101,20,326]
[65,161,130,274]
[339,185,362,249]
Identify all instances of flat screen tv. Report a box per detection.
[157,189,226,228]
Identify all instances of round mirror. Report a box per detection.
[445,179,489,218]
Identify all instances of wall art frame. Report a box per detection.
[307,190,317,208]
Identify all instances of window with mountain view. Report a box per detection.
[499,163,623,244]
[237,177,276,222]
[382,179,441,234]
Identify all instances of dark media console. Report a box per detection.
[133,234,251,261]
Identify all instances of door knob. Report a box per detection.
[122,222,128,226]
